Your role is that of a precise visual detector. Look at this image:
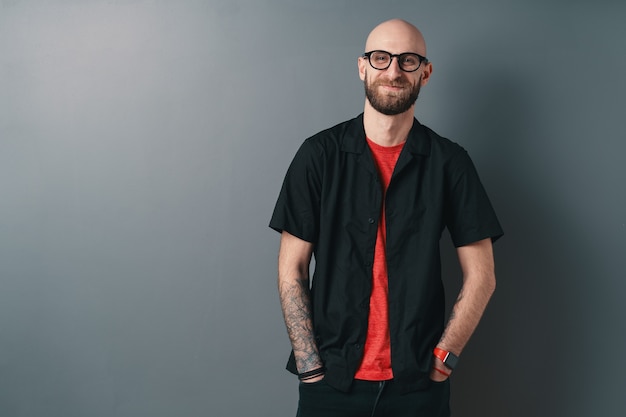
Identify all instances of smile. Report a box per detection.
[380,84,405,92]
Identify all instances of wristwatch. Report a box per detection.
[433,347,459,370]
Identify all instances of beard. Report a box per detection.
[364,71,422,116]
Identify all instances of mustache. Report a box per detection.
[373,79,411,88]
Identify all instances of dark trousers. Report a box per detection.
[296,379,450,417]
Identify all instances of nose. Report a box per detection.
[385,56,403,77]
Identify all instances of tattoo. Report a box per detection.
[278,278,323,372]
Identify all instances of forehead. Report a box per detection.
[365,22,426,56]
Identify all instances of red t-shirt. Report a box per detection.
[354,137,404,381]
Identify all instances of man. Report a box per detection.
[270,19,503,417]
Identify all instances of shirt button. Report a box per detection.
[354,343,361,350]
[368,218,375,224]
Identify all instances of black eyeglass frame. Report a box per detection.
[362,50,429,72]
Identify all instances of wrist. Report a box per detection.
[300,373,325,383]
[433,347,459,370]
[298,366,326,381]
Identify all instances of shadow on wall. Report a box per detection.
[438,67,588,416]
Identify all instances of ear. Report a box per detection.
[358,56,367,81]
[420,62,433,86]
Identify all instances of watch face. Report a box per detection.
[445,352,459,370]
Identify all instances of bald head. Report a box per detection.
[365,19,427,57]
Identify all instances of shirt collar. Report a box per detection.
[340,113,432,157]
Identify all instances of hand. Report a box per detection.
[429,357,451,382]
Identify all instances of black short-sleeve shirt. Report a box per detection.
[270,114,503,393]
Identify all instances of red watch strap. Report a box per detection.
[433,366,451,377]
[433,347,450,363]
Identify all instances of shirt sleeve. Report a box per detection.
[269,139,323,243]
[444,149,503,247]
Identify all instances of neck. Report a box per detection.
[363,101,414,147]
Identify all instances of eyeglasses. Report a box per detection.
[362,50,428,72]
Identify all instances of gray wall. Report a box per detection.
[1,1,624,416]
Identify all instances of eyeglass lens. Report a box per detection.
[368,51,422,72]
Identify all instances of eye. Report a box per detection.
[401,55,419,66]
[371,52,390,63]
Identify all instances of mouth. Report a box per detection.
[380,84,406,92]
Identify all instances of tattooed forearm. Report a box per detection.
[279,277,323,373]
